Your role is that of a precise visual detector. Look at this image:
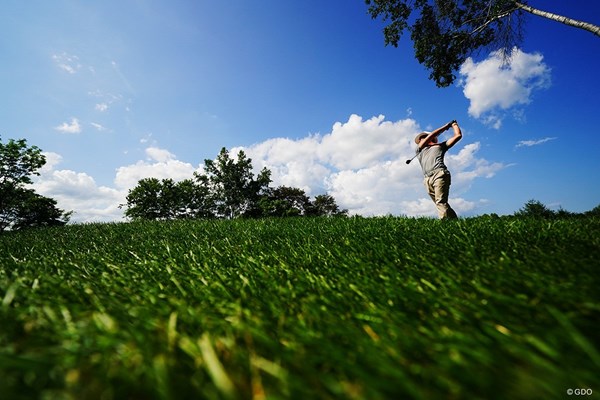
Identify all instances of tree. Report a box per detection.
[122,147,348,221]
[194,148,271,219]
[586,204,600,217]
[12,190,71,230]
[123,178,163,220]
[514,199,554,218]
[123,178,213,221]
[175,179,214,219]
[0,137,70,231]
[365,0,600,87]
[260,186,312,217]
[309,194,348,217]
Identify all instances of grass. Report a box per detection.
[0,216,599,399]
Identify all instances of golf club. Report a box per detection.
[405,153,418,164]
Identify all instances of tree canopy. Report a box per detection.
[123,147,347,221]
[0,137,70,231]
[366,0,600,87]
[123,178,212,221]
[194,148,272,219]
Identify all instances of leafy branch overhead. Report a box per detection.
[365,0,600,87]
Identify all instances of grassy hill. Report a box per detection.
[1,216,599,399]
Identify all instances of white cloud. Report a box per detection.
[459,47,551,128]
[320,114,417,169]
[400,197,484,217]
[33,146,200,223]
[39,152,63,173]
[54,118,82,134]
[52,52,82,74]
[235,114,506,217]
[516,137,557,148]
[447,143,506,183]
[95,103,109,112]
[114,148,198,189]
[145,147,175,163]
[33,167,125,223]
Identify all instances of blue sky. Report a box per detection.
[1,1,599,222]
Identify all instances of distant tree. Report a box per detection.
[122,147,348,221]
[153,178,213,220]
[260,186,312,217]
[555,207,576,219]
[585,204,600,217]
[195,148,271,219]
[365,0,600,87]
[175,179,214,219]
[123,178,213,221]
[514,199,555,219]
[0,137,70,231]
[12,190,71,230]
[123,178,162,220]
[309,194,348,217]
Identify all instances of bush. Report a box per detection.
[514,199,555,219]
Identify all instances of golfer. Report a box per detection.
[414,120,462,219]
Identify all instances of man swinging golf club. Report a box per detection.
[409,120,462,219]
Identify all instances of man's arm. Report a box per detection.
[418,121,454,149]
[445,121,462,149]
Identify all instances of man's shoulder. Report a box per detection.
[434,141,449,152]
[428,142,448,150]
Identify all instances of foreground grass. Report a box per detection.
[0,216,599,399]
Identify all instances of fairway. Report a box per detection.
[1,216,599,399]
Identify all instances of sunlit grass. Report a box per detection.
[1,216,599,399]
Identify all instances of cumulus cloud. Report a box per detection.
[516,137,557,148]
[235,114,506,217]
[55,118,82,134]
[145,147,175,163]
[33,165,125,223]
[114,149,198,190]
[39,152,63,173]
[459,48,551,128]
[33,147,199,223]
[447,143,507,183]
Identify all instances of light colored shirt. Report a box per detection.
[416,142,448,176]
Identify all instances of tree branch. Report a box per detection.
[469,8,515,36]
[515,1,600,37]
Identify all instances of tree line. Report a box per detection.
[0,139,347,231]
[513,199,600,219]
[2,137,599,231]
[121,147,347,221]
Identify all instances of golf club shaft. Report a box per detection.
[406,153,418,164]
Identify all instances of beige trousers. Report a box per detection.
[424,168,458,219]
